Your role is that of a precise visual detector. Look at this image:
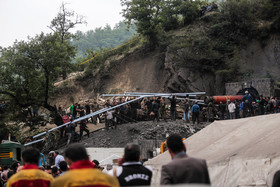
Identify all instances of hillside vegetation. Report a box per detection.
[71,21,137,59]
[74,0,280,95]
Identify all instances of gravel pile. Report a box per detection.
[81,120,209,148]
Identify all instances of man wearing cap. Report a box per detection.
[51,143,119,187]
[160,134,210,185]
[242,91,253,104]
[7,148,54,187]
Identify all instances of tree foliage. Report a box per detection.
[121,0,201,45]
[48,3,87,43]
[48,3,86,79]
[121,0,162,45]
[0,32,76,111]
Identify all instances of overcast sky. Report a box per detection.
[0,0,124,48]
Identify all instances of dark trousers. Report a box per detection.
[260,106,265,115]
[192,112,200,124]
[220,112,225,120]
[170,108,176,121]
[152,111,159,122]
[80,125,89,140]
[105,119,116,130]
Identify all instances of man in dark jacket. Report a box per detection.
[218,101,226,120]
[151,100,160,122]
[160,134,211,185]
[168,95,179,121]
[108,144,152,186]
[192,101,200,124]
[85,102,93,123]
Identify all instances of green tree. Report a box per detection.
[160,0,182,31]
[0,32,75,112]
[179,0,201,25]
[121,0,200,45]
[48,3,86,79]
[121,0,162,45]
[48,3,86,42]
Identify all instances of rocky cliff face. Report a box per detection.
[239,34,280,80]
[53,34,280,108]
[163,47,217,95]
[97,34,280,94]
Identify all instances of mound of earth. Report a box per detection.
[79,120,209,148]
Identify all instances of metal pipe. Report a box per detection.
[102,94,200,98]
[125,92,206,95]
[24,138,45,146]
[33,107,109,139]
[28,94,206,146]
[101,94,147,97]
[30,96,145,141]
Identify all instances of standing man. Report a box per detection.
[151,99,160,122]
[92,99,102,124]
[79,120,90,140]
[242,91,253,116]
[108,143,152,186]
[105,107,115,130]
[77,104,85,118]
[52,151,65,169]
[85,102,93,123]
[51,143,119,187]
[160,134,211,185]
[191,101,200,125]
[160,97,167,122]
[228,101,236,119]
[7,148,54,187]
[168,95,179,121]
[259,95,266,115]
[64,119,77,146]
[69,103,74,116]
[183,99,190,123]
[218,101,226,120]
[72,103,78,119]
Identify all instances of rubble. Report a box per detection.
[81,120,209,148]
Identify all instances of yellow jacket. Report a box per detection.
[51,160,119,187]
[7,164,54,187]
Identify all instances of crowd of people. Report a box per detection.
[38,92,280,152]
[0,134,212,187]
[2,92,280,186]
[2,134,280,186]
[206,91,280,122]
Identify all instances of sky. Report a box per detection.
[0,0,124,48]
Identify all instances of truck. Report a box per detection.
[0,140,24,166]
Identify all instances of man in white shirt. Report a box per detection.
[228,101,236,119]
[53,151,65,169]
